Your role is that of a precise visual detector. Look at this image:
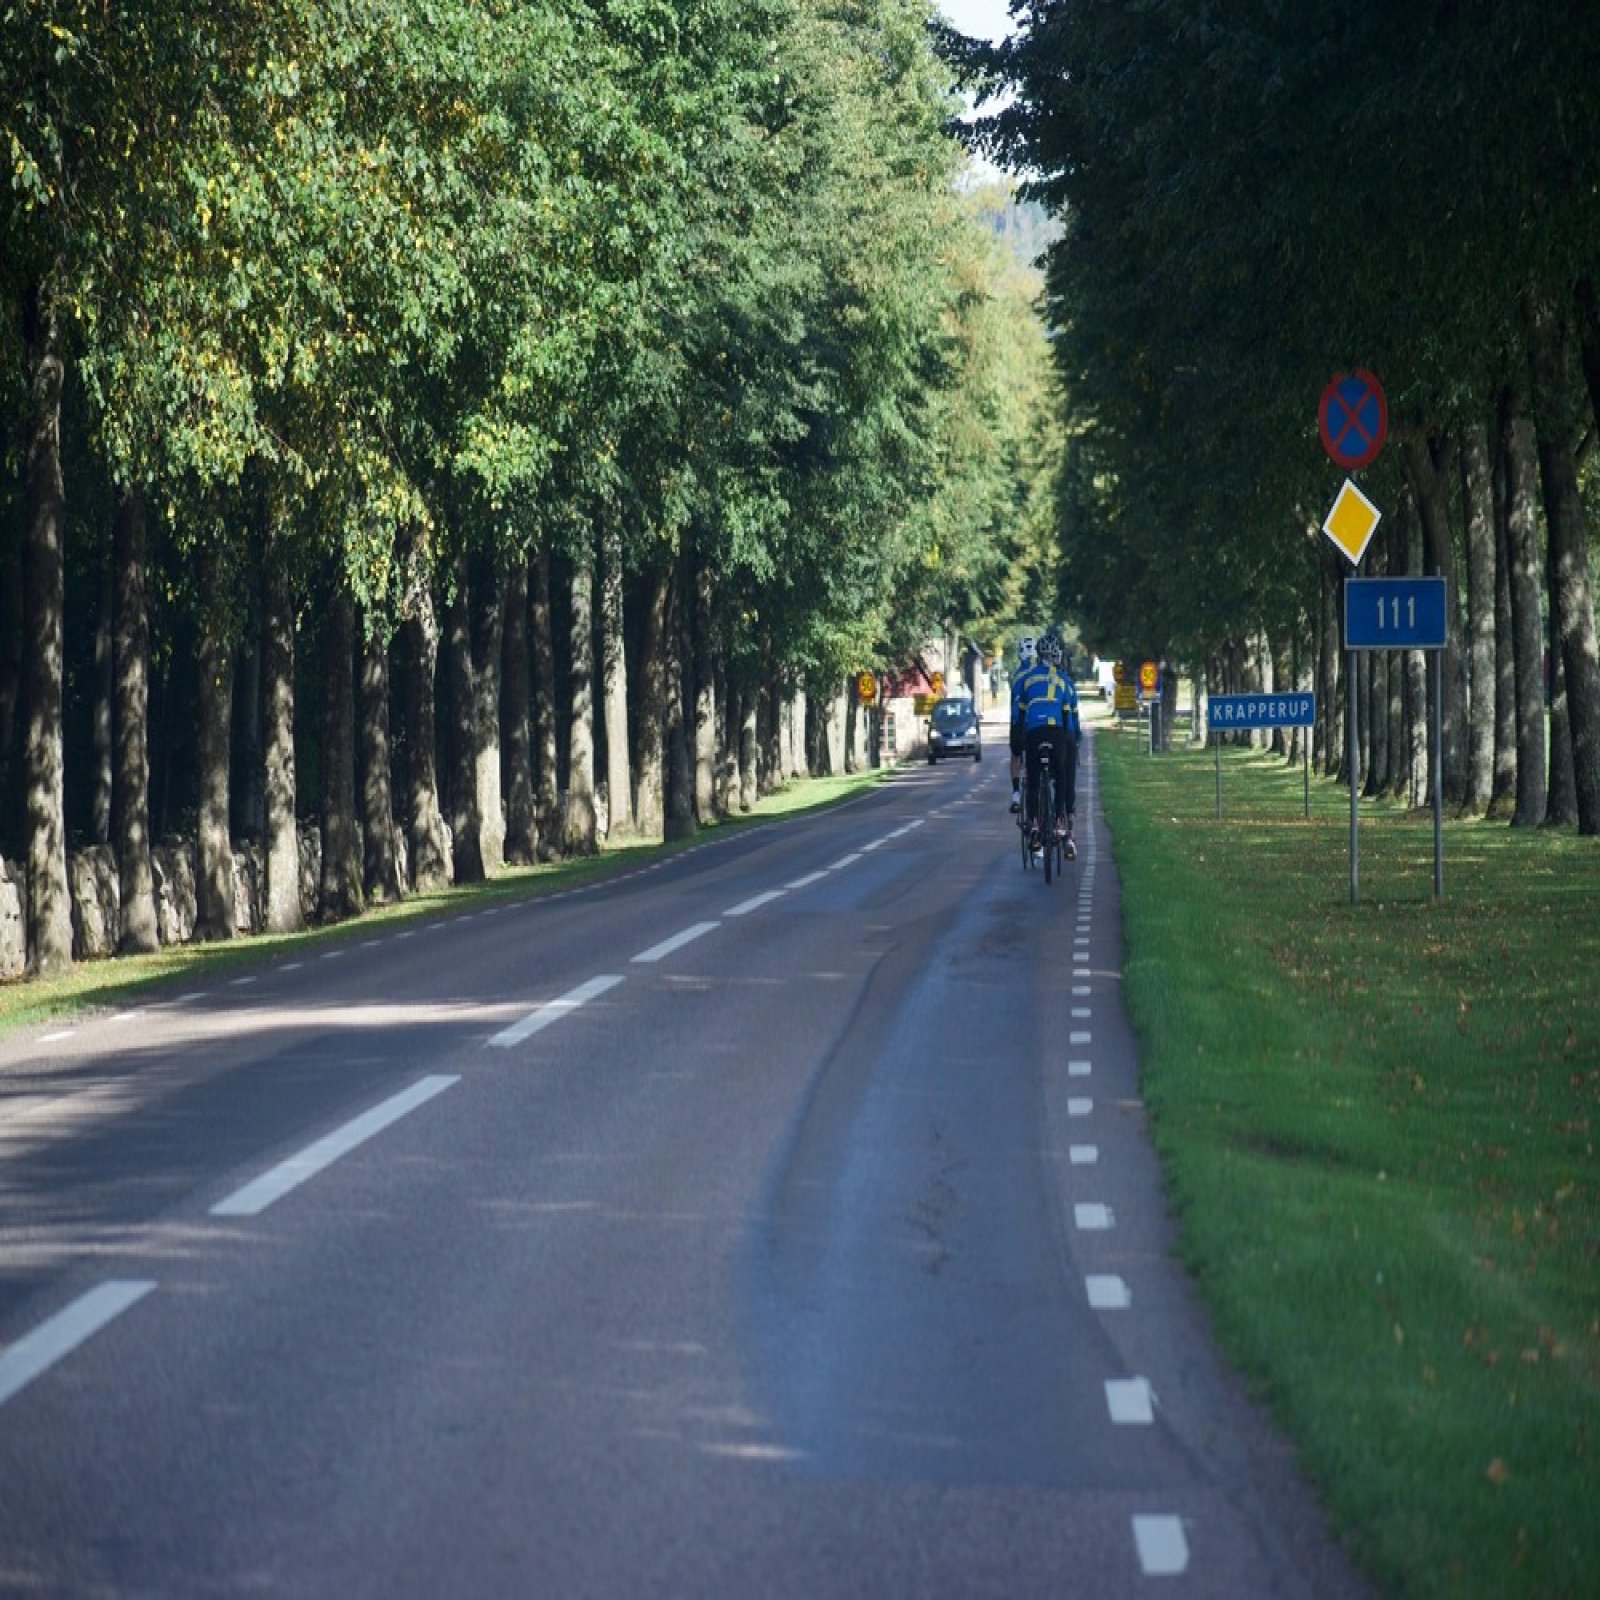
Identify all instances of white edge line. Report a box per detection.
[209,1075,459,1218]
[725,889,785,918]
[489,974,625,1049]
[0,1281,157,1409]
[631,921,719,965]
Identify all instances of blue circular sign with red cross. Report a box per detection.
[1319,370,1388,470]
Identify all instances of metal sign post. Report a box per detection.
[1344,576,1448,901]
[1207,695,1317,820]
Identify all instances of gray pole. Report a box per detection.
[1216,734,1223,820]
[1304,731,1310,820]
[1431,651,1444,899]
[1348,649,1359,903]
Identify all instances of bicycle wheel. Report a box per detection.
[1039,766,1055,884]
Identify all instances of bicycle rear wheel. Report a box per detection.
[1039,767,1055,884]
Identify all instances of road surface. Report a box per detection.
[0,729,1370,1597]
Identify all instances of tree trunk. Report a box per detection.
[529,547,559,860]
[599,517,633,839]
[360,617,402,903]
[91,552,113,845]
[564,550,598,854]
[319,587,362,920]
[112,488,159,952]
[195,544,236,942]
[502,559,537,865]
[1401,432,1467,806]
[468,557,505,877]
[260,522,303,932]
[1498,398,1547,827]
[1573,277,1600,438]
[1488,395,1520,817]
[739,688,759,811]
[0,510,21,847]
[1526,288,1600,833]
[635,562,670,841]
[21,283,72,973]
[690,535,717,822]
[445,555,476,869]
[402,534,451,889]
[664,557,696,841]
[1315,540,1342,775]
[1403,493,1430,808]
[1459,423,1498,814]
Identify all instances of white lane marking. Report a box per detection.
[360,940,382,950]
[828,854,862,871]
[209,1075,459,1218]
[1068,1060,1092,1078]
[489,975,624,1049]
[1087,1275,1131,1310]
[1075,1203,1113,1230]
[321,950,345,961]
[1068,1097,1093,1116]
[725,890,785,918]
[396,931,416,940]
[632,922,719,965]
[785,871,829,890]
[1105,1378,1154,1424]
[111,1011,139,1024]
[282,962,303,973]
[1073,985,1091,996]
[1069,1145,1098,1165]
[1071,1031,1092,1045]
[0,1281,157,1409]
[229,977,257,987]
[1132,1515,1190,1577]
[1072,1007,1092,1019]
[39,1031,74,1044]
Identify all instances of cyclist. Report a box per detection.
[1019,633,1080,857]
[1007,634,1036,813]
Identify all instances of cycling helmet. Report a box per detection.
[1038,635,1063,666]
[1017,634,1036,665]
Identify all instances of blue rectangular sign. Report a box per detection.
[1207,693,1317,730]
[1345,577,1447,649]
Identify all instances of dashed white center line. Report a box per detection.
[785,871,828,890]
[39,1030,74,1044]
[1132,1515,1190,1577]
[1068,1097,1093,1116]
[725,890,785,918]
[229,976,257,987]
[1068,1060,1092,1078]
[0,1280,157,1410]
[321,950,345,961]
[1070,1031,1092,1045]
[1073,985,1091,996]
[281,962,303,973]
[1087,1275,1131,1310]
[489,975,624,1049]
[828,853,862,871]
[1075,1203,1113,1230]
[210,1074,459,1218]
[632,922,719,964]
[1105,1378,1155,1425]
[1069,1144,1098,1165]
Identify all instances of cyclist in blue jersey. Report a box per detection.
[1008,634,1036,813]
[1018,633,1081,858]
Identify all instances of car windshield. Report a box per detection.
[931,700,973,728]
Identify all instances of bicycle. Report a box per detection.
[1033,738,1064,884]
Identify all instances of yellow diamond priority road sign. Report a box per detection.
[1322,478,1382,566]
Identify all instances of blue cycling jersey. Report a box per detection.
[1018,663,1081,736]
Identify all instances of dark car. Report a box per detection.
[927,695,982,763]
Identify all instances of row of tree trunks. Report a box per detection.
[194,542,236,942]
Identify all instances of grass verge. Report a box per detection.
[1097,727,1599,1599]
[0,763,890,1036]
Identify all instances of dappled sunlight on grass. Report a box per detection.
[1098,730,1600,1600]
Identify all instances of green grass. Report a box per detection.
[0,763,890,1035]
[1097,726,1600,1600]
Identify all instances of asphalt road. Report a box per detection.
[0,728,1372,1598]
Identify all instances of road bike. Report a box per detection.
[1033,739,1064,884]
